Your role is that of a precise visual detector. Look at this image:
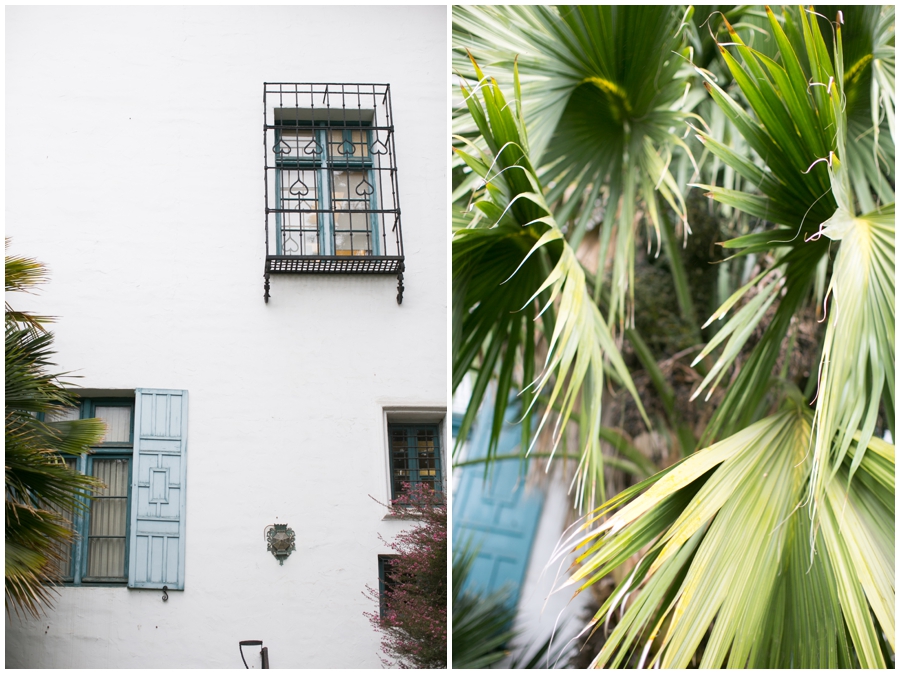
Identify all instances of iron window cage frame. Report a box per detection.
[263,83,405,304]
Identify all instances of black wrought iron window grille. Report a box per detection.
[263,83,405,303]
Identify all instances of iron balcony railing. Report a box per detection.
[263,83,405,303]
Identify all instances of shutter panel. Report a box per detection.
[128,389,188,590]
[452,399,544,606]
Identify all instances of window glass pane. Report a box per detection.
[280,169,320,256]
[334,225,371,255]
[334,213,350,232]
[277,129,319,158]
[328,130,359,159]
[87,539,126,579]
[333,171,371,256]
[378,556,397,618]
[94,406,131,443]
[351,233,370,254]
[332,172,370,203]
[326,129,369,160]
[332,170,350,200]
[417,429,438,485]
[281,169,318,210]
[281,210,318,233]
[391,429,410,488]
[282,218,321,256]
[334,230,350,254]
[87,458,128,579]
[303,231,319,255]
[351,130,368,159]
[349,211,368,231]
[93,458,129,498]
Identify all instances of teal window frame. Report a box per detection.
[274,120,381,257]
[388,423,443,500]
[54,398,135,586]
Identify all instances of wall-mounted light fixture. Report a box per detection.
[239,640,269,669]
[264,523,296,565]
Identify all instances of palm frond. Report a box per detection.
[5,248,105,618]
[560,9,895,666]
[687,6,895,507]
[691,7,893,445]
[809,200,894,515]
[5,242,50,295]
[453,59,646,511]
[558,409,893,667]
[454,5,701,334]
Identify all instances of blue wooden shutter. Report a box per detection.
[452,401,544,605]
[128,389,188,590]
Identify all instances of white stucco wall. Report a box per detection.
[6,6,447,669]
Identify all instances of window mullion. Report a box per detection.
[73,453,89,585]
[364,127,379,256]
[407,426,419,490]
[275,128,283,255]
[318,128,333,256]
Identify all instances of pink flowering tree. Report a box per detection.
[365,483,447,669]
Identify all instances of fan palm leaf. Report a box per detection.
[690,7,893,444]
[5,249,105,618]
[451,5,721,510]
[555,408,893,667]
[690,6,894,503]
[556,6,894,667]
[453,57,646,511]
[453,5,702,334]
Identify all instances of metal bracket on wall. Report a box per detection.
[161,585,169,602]
[263,272,271,304]
[396,263,405,305]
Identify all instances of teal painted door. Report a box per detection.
[452,403,544,605]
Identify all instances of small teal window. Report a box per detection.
[388,424,443,500]
[47,398,134,585]
[274,119,381,257]
[377,554,399,618]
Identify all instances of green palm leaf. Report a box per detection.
[689,7,894,497]
[453,58,646,511]
[562,7,894,667]
[559,409,893,667]
[6,249,105,619]
[454,5,701,334]
[691,7,893,444]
